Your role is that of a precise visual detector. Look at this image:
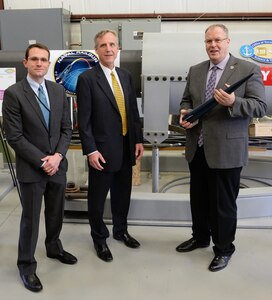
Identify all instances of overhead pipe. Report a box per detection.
[71,12,272,22]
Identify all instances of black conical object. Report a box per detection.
[183,73,254,123]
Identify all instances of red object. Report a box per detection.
[260,66,272,86]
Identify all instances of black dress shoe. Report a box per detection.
[21,273,43,292]
[47,250,77,264]
[208,255,231,272]
[176,238,210,252]
[94,243,113,262]
[113,232,140,248]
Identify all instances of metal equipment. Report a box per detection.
[141,30,272,193]
[0,8,71,51]
[80,18,161,50]
[1,20,272,223]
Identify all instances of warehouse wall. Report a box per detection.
[2,1,272,49]
[3,0,272,14]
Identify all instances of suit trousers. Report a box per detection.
[189,146,242,256]
[87,135,133,244]
[17,175,66,275]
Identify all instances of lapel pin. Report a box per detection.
[230,65,234,69]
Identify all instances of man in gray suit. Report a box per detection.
[2,43,77,292]
[176,24,266,271]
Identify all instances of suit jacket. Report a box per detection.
[181,54,267,168]
[76,64,143,172]
[2,78,72,182]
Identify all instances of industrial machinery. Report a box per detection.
[139,28,272,223]
[1,20,272,224]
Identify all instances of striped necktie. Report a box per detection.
[198,66,218,147]
[205,66,218,101]
[38,85,50,128]
[111,71,127,136]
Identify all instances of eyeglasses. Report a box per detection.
[204,38,228,45]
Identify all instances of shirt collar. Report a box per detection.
[27,74,46,92]
[99,62,116,76]
[209,53,230,71]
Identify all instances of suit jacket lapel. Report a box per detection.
[46,80,57,132]
[95,65,120,113]
[22,78,49,131]
[217,54,238,89]
[200,61,210,103]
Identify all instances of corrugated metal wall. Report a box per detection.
[2,1,272,48]
[3,0,272,14]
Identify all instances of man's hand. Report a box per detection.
[180,109,199,128]
[41,153,62,176]
[88,151,106,171]
[135,143,144,160]
[214,84,235,107]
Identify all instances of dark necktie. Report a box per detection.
[38,85,50,128]
[198,66,218,147]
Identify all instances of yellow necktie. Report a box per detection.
[111,71,128,135]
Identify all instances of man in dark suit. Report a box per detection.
[77,30,144,262]
[2,43,77,292]
[176,24,266,271]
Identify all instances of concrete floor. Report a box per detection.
[1,146,272,299]
[1,183,272,299]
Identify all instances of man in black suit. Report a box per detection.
[2,43,77,292]
[77,30,144,262]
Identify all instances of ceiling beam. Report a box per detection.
[71,12,272,22]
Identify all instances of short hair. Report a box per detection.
[94,30,119,49]
[25,43,50,60]
[205,24,229,37]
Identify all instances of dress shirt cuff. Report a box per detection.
[228,107,234,117]
[87,150,98,156]
[57,153,63,160]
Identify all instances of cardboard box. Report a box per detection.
[249,122,272,137]
[132,160,141,186]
